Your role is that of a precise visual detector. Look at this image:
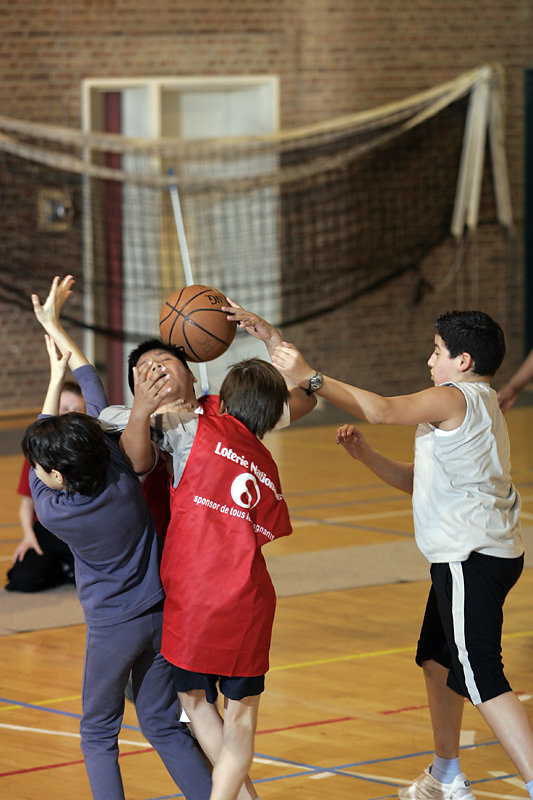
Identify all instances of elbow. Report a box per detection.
[366,399,395,425]
[366,408,388,425]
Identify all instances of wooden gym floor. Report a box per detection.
[0,402,532,800]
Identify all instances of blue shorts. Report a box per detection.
[170,664,265,704]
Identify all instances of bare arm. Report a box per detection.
[222,298,284,359]
[42,335,71,415]
[222,298,317,419]
[272,342,466,429]
[120,361,172,474]
[31,275,89,370]
[13,496,43,561]
[336,424,414,494]
[498,349,533,412]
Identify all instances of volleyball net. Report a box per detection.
[0,64,513,351]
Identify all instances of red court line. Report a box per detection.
[0,747,153,778]
[380,704,428,715]
[257,715,354,735]
[4,693,529,778]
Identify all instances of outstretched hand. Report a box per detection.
[336,424,369,461]
[221,297,282,348]
[271,342,313,386]
[31,275,74,333]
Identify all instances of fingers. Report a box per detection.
[222,297,242,311]
[335,424,361,444]
[222,305,257,327]
[31,293,42,315]
[133,363,171,395]
[156,398,196,415]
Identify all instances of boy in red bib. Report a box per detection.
[121,357,292,800]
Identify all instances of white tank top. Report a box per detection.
[412,381,522,563]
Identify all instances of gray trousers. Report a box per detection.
[80,602,212,800]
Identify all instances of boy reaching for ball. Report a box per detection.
[100,297,316,435]
[23,276,213,800]
[98,302,307,800]
[120,354,293,800]
[271,311,533,800]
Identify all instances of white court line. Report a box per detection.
[459,729,476,746]
[489,771,526,789]
[253,756,313,770]
[2,721,526,797]
[0,721,150,748]
[291,508,412,527]
[290,493,533,528]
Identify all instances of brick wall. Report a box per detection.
[0,0,531,411]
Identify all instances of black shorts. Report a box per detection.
[415,550,523,704]
[170,664,265,704]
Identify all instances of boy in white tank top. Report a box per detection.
[272,310,532,800]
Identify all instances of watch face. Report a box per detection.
[309,372,322,391]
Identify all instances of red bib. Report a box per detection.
[160,413,292,676]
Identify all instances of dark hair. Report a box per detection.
[435,310,506,376]
[61,380,83,397]
[22,413,110,497]
[127,339,191,394]
[219,358,290,439]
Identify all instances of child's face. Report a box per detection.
[59,390,85,415]
[136,349,197,408]
[427,335,461,385]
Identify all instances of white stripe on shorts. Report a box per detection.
[450,561,482,705]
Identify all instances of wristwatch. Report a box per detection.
[306,371,323,394]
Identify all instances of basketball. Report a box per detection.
[159,284,236,362]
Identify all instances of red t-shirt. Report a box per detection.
[17,459,32,498]
[160,413,292,677]
[141,394,220,542]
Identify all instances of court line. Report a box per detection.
[0,724,516,798]
[3,629,532,717]
[0,721,149,747]
[289,516,413,535]
[0,709,526,798]
[270,629,533,672]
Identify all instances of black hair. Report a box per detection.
[61,380,83,397]
[435,310,506,376]
[22,413,110,497]
[127,339,191,395]
[219,358,290,439]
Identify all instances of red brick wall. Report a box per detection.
[0,0,531,411]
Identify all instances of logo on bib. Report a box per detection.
[231,473,261,509]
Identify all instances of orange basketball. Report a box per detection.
[159,284,236,362]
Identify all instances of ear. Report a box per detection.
[218,399,226,415]
[457,352,473,372]
[50,469,66,489]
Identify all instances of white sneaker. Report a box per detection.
[398,768,476,800]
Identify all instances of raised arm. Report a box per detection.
[272,342,466,429]
[41,334,71,415]
[120,360,172,474]
[336,424,414,494]
[222,298,317,421]
[31,275,89,371]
